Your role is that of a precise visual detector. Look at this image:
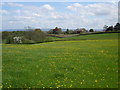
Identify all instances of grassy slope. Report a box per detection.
[46,33,119,41]
[2,33,118,88]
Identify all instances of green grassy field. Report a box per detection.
[46,33,119,41]
[2,33,119,88]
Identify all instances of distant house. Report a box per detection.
[73,28,87,34]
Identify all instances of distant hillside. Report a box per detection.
[2,29,26,31]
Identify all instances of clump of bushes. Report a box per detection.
[2,29,46,44]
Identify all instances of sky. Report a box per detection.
[0,1,118,30]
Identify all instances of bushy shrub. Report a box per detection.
[25,29,46,43]
[2,29,46,44]
[89,29,94,32]
[5,36,14,44]
[22,37,35,44]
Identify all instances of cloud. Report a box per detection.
[32,13,41,17]
[0,10,9,14]
[86,3,117,16]
[3,2,24,7]
[67,6,76,10]
[42,4,54,11]
[67,3,82,11]
[2,2,118,30]
[67,3,117,16]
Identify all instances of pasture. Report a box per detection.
[2,33,119,88]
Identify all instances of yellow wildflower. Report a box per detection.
[95,80,98,83]
[80,82,83,84]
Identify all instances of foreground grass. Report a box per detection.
[2,33,118,88]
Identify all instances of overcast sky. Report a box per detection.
[1,1,118,30]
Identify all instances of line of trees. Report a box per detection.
[47,27,94,34]
[103,23,120,32]
[47,22,120,35]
